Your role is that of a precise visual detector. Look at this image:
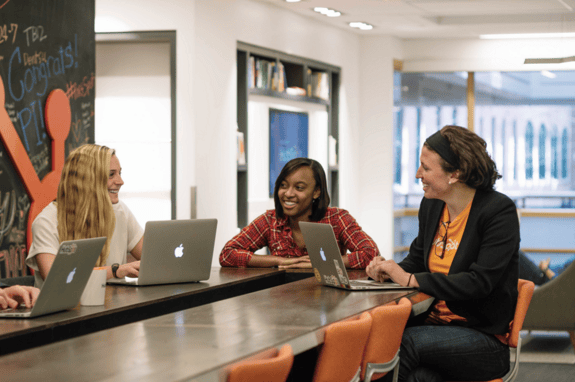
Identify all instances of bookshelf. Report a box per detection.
[237,42,341,228]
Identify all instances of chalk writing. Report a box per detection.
[8,36,78,102]
[17,98,47,151]
[16,194,30,231]
[0,242,27,277]
[30,145,49,174]
[70,113,90,145]
[4,102,17,123]
[22,25,47,46]
[22,51,47,66]
[0,190,16,247]
[0,23,18,44]
[66,72,95,100]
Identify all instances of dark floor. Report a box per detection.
[516,362,575,382]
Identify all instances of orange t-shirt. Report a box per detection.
[425,200,473,325]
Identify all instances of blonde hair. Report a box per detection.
[56,144,116,266]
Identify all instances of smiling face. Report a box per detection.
[277,166,321,223]
[416,146,457,200]
[107,155,124,204]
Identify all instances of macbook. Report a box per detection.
[0,237,106,318]
[300,221,414,291]
[107,219,217,286]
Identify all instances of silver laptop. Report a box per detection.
[300,222,414,291]
[0,237,106,318]
[107,219,217,286]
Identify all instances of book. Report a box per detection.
[286,87,306,96]
[237,131,246,165]
[248,56,255,89]
[278,62,286,92]
[329,135,337,167]
[311,72,329,100]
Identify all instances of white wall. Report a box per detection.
[96,0,389,265]
[96,0,575,265]
[96,0,197,224]
[356,36,403,258]
[402,38,575,72]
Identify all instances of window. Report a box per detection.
[551,126,558,180]
[393,70,574,208]
[526,122,534,180]
[539,124,547,179]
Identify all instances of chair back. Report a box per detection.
[361,297,412,380]
[227,344,293,382]
[313,311,373,382]
[523,259,575,331]
[508,279,535,348]
[447,279,535,382]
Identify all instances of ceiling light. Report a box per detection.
[541,70,557,78]
[524,56,575,64]
[285,0,301,2]
[314,7,341,18]
[480,32,575,39]
[349,22,373,31]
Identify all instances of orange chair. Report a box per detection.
[313,311,373,382]
[227,344,294,382]
[361,297,412,382]
[449,279,535,382]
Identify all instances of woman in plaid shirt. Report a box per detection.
[220,158,379,269]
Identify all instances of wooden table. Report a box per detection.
[0,267,307,355]
[0,275,424,381]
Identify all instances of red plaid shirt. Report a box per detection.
[219,207,379,269]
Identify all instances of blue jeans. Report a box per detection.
[396,325,510,382]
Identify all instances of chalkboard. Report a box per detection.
[0,0,95,278]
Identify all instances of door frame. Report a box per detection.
[95,30,177,219]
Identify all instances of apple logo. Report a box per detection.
[319,247,326,261]
[174,244,184,258]
[66,267,76,284]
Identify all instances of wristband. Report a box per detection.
[111,263,120,278]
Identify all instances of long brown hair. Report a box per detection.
[56,144,116,266]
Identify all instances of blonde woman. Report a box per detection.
[26,144,144,288]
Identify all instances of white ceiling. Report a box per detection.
[254,0,575,39]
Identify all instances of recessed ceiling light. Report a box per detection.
[285,0,301,3]
[349,22,373,31]
[314,7,341,18]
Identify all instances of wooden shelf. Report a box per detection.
[249,88,330,105]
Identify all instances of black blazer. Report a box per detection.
[400,189,519,335]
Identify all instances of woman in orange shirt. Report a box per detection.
[367,125,519,382]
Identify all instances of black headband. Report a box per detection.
[425,131,459,168]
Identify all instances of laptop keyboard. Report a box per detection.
[3,306,33,313]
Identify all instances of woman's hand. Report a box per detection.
[0,285,40,310]
[117,261,140,278]
[366,257,415,287]
[278,256,312,269]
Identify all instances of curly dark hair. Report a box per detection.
[425,125,501,190]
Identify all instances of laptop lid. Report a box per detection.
[300,222,411,291]
[116,219,217,286]
[0,237,106,318]
[300,221,354,289]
